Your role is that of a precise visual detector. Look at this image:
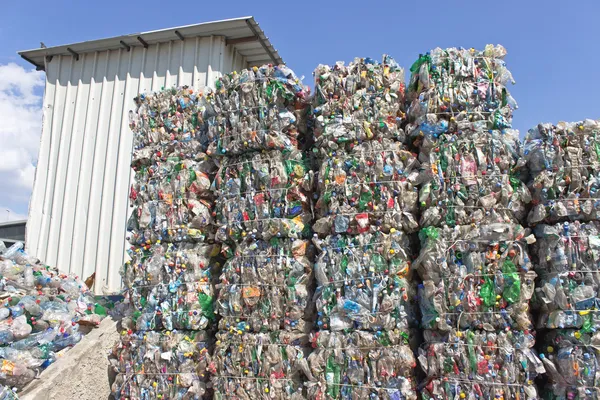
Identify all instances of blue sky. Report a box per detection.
[0,0,599,219]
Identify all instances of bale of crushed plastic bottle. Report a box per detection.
[417,128,530,228]
[419,329,543,400]
[312,55,406,155]
[213,149,313,243]
[524,119,600,225]
[312,231,416,332]
[210,331,309,399]
[414,223,537,331]
[0,243,107,389]
[539,329,600,399]
[532,221,600,330]
[406,45,517,141]
[207,65,311,157]
[314,140,420,235]
[121,242,219,331]
[216,238,314,333]
[299,330,417,399]
[110,330,212,400]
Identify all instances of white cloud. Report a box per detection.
[0,63,44,217]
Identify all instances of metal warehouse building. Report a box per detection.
[18,17,283,294]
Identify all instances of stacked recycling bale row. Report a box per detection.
[524,120,600,398]
[111,88,217,399]
[409,46,544,399]
[310,56,418,399]
[207,65,315,399]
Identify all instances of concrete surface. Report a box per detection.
[19,317,119,400]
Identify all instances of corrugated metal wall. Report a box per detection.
[27,36,247,294]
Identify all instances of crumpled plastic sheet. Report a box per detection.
[312,55,406,155]
[0,243,106,389]
[299,330,416,400]
[539,330,600,400]
[121,242,220,331]
[414,223,537,331]
[419,329,543,400]
[313,140,420,235]
[533,221,600,330]
[213,149,313,243]
[207,65,310,157]
[129,87,214,156]
[406,45,517,140]
[216,238,314,333]
[110,330,212,400]
[0,387,17,400]
[312,231,417,332]
[417,128,530,228]
[524,119,600,225]
[210,331,309,400]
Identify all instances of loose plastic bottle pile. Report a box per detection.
[111,47,600,399]
[524,120,600,398]
[310,56,418,399]
[208,65,314,399]
[408,46,544,399]
[112,88,218,399]
[0,242,106,395]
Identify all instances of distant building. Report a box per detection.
[0,220,26,248]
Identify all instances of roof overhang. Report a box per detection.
[18,16,283,71]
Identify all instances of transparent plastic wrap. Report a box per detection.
[419,329,543,399]
[126,199,216,245]
[407,45,517,140]
[418,129,530,228]
[524,120,600,225]
[121,243,220,331]
[210,331,309,399]
[299,330,416,400]
[110,330,212,400]
[207,65,310,156]
[312,231,416,332]
[129,87,214,155]
[533,221,600,330]
[314,140,420,235]
[312,55,406,154]
[216,238,314,333]
[539,330,600,399]
[414,224,537,331]
[214,149,313,242]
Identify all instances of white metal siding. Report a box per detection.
[27,36,247,293]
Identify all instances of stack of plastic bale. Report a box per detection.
[309,56,418,399]
[0,242,106,392]
[524,120,600,398]
[206,65,314,399]
[408,45,544,399]
[111,87,218,399]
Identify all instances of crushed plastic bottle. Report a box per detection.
[539,329,600,399]
[207,65,311,156]
[312,55,406,155]
[414,223,537,331]
[210,331,309,399]
[213,149,313,243]
[314,140,420,235]
[419,329,543,400]
[312,231,416,332]
[110,330,212,400]
[532,221,600,330]
[216,238,314,333]
[121,242,220,331]
[524,120,600,225]
[299,330,417,399]
[407,45,517,140]
[417,128,530,228]
[0,386,17,400]
[0,243,105,389]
